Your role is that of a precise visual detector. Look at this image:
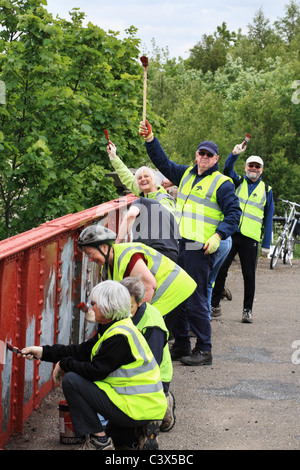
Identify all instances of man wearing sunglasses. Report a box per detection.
[211,144,274,324]
[139,121,241,366]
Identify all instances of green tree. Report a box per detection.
[186,22,238,74]
[274,0,300,43]
[0,0,155,239]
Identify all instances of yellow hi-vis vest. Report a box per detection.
[91,317,167,420]
[175,168,231,244]
[236,179,269,242]
[136,302,173,384]
[106,243,197,317]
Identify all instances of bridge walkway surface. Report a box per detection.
[4,258,300,452]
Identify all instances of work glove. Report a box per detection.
[53,362,65,387]
[204,233,221,255]
[139,120,153,140]
[107,141,117,160]
[232,142,246,155]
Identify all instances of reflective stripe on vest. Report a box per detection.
[109,243,196,316]
[137,303,173,384]
[175,168,230,243]
[91,318,167,420]
[236,179,268,241]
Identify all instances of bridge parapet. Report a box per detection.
[0,194,136,446]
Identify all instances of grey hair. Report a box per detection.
[90,280,131,321]
[134,166,158,189]
[120,277,145,304]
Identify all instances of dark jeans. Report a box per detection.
[211,232,258,311]
[172,242,216,352]
[62,372,149,437]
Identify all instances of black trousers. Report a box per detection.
[211,232,258,311]
[62,372,149,437]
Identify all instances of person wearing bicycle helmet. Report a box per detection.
[211,143,274,324]
[77,224,196,333]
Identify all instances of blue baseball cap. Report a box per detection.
[197,140,219,155]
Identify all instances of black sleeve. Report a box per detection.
[59,334,135,382]
[42,335,97,364]
[143,327,167,366]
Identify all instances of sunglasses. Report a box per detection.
[198,150,215,158]
[247,163,262,169]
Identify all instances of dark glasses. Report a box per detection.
[198,150,215,158]
[247,163,262,169]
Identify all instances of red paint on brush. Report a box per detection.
[77,302,89,313]
[104,129,109,141]
[242,133,251,148]
[140,56,148,68]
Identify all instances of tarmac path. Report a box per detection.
[4,258,300,451]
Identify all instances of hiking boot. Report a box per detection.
[180,348,212,366]
[138,421,161,450]
[211,305,222,318]
[170,344,191,361]
[160,391,176,432]
[242,309,253,323]
[75,434,115,450]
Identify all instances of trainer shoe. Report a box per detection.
[180,348,212,366]
[170,344,191,361]
[160,391,176,432]
[76,434,115,450]
[242,309,253,323]
[138,421,161,450]
[211,305,222,318]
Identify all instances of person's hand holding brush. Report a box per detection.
[139,120,154,142]
[107,141,117,160]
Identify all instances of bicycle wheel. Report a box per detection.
[270,238,284,269]
[283,237,295,266]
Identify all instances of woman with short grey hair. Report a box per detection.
[21,280,167,450]
[90,280,132,321]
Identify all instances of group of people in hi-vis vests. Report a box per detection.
[20,120,274,451]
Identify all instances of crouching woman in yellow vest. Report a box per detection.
[21,281,167,451]
[77,224,197,333]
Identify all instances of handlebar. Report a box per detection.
[278,198,300,208]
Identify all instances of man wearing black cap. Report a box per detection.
[139,121,241,365]
[211,143,274,323]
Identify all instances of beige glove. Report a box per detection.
[107,141,117,160]
[204,233,221,255]
[232,142,246,155]
[53,362,65,386]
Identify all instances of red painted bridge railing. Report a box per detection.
[0,194,136,447]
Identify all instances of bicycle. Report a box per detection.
[270,198,300,269]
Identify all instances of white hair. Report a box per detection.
[90,280,131,321]
[134,166,158,189]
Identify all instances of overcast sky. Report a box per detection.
[46,0,292,58]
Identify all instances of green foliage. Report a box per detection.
[1,0,300,240]
[146,1,300,213]
[0,0,161,239]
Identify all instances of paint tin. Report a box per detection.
[58,400,84,445]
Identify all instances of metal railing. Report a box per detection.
[0,194,136,447]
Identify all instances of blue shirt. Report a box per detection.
[145,138,241,241]
[224,152,275,248]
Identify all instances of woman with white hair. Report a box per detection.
[107,141,175,213]
[20,280,167,451]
